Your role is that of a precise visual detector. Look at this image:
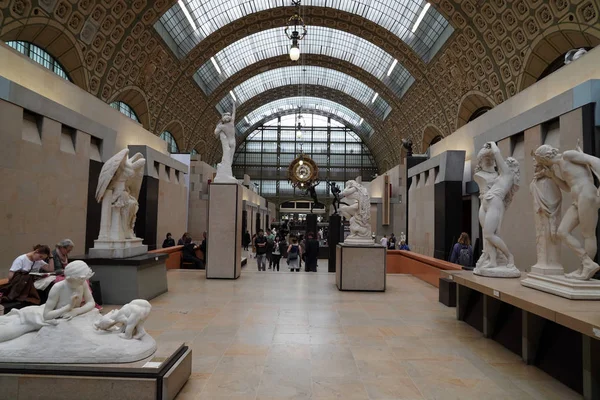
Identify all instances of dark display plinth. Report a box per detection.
[439,277,456,307]
[72,253,168,305]
[328,215,342,273]
[306,214,318,238]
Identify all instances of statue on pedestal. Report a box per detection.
[214,103,238,184]
[90,149,147,258]
[339,180,373,245]
[529,158,563,275]
[473,142,521,278]
[0,261,156,362]
[96,149,145,241]
[532,143,600,280]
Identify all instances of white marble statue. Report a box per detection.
[90,149,147,258]
[0,261,156,363]
[531,143,600,280]
[96,149,145,241]
[339,180,373,245]
[564,48,588,65]
[474,142,521,278]
[529,158,563,275]
[94,299,151,340]
[214,103,238,183]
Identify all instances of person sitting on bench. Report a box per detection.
[182,237,204,269]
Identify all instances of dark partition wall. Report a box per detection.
[136,176,159,251]
[85,160,103,252]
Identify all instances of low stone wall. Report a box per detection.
[387,250,461,287]
[149,246,205,270]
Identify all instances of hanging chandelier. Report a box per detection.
[285,0,307,61]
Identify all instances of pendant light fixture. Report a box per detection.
[285,0,307,61]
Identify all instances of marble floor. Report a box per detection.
[142,270,581,400]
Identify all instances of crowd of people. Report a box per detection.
[247,228,320,272]
[380,233,410,251]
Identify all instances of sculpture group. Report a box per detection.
[90,148,148,258]
[0,261,156,363]
[473,140,600,298]
[339,180,373,245]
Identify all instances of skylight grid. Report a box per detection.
[156,0,451,61]
[236,97,374,138]
[216,66,392,120]
[193,26,413,98]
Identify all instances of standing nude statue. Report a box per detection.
[473,143,499,269]
[214,103,238,183]
[474,142,521,278]
[533,143,600,280]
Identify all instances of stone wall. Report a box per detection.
[408,170,436,257]
[0,98,90,278]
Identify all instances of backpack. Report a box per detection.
[458,245,471,267]
[288,245,299,260]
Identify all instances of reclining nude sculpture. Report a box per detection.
[0,261,156,363]
[339,180,373,245]
[473,142,522,278]
[530,143,600,280]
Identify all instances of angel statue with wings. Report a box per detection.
[95,149,145,242]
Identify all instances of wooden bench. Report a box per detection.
[148,246,205,269]
[386,250,462,287]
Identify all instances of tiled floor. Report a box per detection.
[142,269,581,400]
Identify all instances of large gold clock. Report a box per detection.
[288,154,319,189]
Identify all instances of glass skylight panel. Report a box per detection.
[236,96,374,138]
[156,0,452,62]
[194,26,413,99]
[216,66,391,120]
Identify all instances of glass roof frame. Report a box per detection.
[193,26,413,98]
[217,65,392,120]
[155,0,452,62]
[236,96,375,138]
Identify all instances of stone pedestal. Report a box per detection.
[521,273,600,300]
[336,243,386,291]
[207,183,242,279]
[72,253,168,304]
[328,215,342,273]
[89,238,148,259]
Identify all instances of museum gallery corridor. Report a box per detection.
[138,271,580,400]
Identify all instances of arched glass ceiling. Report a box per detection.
[194,26,412,98]
[217,66,392,120]
[236,96,374,138]
[156,0,452,62]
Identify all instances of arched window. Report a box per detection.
[190,149,198,155]
[160,131,179,153]
[6,41,70,81]
[467,107,491,123]
[110,101,140,123]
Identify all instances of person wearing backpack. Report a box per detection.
[287,236,302,272]
[450,232,473,270]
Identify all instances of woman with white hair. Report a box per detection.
[51,239,74,274]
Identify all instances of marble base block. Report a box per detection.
[521,273,600,300]
[207,183,242,279]
[89,238,148,259]
[72,253,168,304]
[473,265,522,278]
[336,243,386,291]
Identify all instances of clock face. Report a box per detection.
[288,154,319,189]
[294,163,312,182]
